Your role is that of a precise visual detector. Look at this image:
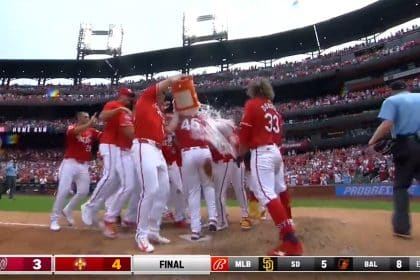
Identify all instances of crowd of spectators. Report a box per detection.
[0,149,101,189]
[124,26,419,90]
[0,84,115,103]
[0,75,418,132]
[0,26,418,103]
[283,145,394,186]
[0,145,394,189]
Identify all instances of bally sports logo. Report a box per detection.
[211,257,229,271]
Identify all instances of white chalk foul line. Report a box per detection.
[0,221,49,228]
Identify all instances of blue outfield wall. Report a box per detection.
[335,184,420,197]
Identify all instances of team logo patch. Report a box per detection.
[0,258,8,271]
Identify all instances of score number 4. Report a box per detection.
[112,259,122,270]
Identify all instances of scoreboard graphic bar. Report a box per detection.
[54,255,131,275]
[0,255,52,274]
[0,255,419,274]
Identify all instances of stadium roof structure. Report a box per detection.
[0,0,419,81]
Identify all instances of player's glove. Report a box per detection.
[373,139,395,155]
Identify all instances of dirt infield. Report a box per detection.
[1,207,420,280]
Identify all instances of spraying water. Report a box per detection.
[190,104,238,158]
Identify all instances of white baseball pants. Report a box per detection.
[104,149,137,223]
[83,144,122,216]
[250,145,287,206]
[132,140,170,239]
[212,161,232,227]
[229,161,249,217]
[51,159,90,222]
[167,162,187,222]
[181,147,217,233]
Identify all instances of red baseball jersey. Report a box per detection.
[64,125,101,162]
[100,100,124,145]
[175,115,208,149]
[162,134,182,166]
[239,97,281,149]
[116,111,133,150]
[273,113,284,146]
[134,84,165,144]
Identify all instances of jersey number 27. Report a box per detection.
[264,113,280,133]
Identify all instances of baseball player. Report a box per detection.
[102,110,136,238]
[133,76,183,253]
[228,131,252,229]
[274,114,293,220]
[50,112,100,231]
[174,113,218,241]
[81,88,134,226]
[162,132,188,228]
[210,145,231,231]
[238,78,303,256]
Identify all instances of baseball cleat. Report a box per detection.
[50,220,61,231]
[240,217,253,230]
[62,207,75,226]
[103,221,118,239]
[248,201,260,219]
[260,209,267,220]
[191,232,204,241]
[208,219,217,232]
[267,240,303,256]
[174,220,189,229]
[149,234,171,245]
[393,232,412,239]
[137,237,155,253]
[217,222,228,231]
[121,220,137,230]
[116,215,122,226]
[80,203,93,226]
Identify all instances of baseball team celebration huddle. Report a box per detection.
[49,75,303,256]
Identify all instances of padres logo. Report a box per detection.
[212,258,227,271]
[0,258,8,271]
[262,257,274,271]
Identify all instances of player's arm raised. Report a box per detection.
[73,113,97,135]
[156,74,185,96]
[99,106,131,121]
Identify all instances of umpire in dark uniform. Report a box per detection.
[369,80,420,239]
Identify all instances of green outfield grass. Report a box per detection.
[1,195,420,213]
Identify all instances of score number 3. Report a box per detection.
[112,259,122,270]
[33,259,42,270]
[264,113,280,133]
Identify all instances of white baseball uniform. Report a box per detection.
[104,111,137,223]
[175,116,217,234]
[229,161,250,217]
[167,162,187,222]
[51,125,100,224]
[104,149,136,222]
[133,84,170,241]
[81,100,126,223]
[162,133,187,223]
[212,160,231,228]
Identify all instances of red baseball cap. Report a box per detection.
[119,87,134,98]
